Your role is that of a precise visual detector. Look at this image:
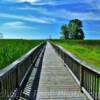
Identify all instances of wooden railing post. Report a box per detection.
[16,67,19,89]
[80,65,83,92]
[0,81,2,100]
[97,76,99,100]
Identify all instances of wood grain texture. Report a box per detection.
[36,42,88,100]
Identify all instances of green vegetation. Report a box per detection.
[0,39,42,69]
[60,19,85,40]
[52,40,100,68]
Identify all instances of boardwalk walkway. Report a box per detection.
[36,42,87,100]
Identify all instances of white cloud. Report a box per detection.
[0,21,34,29]
[17,6,36,10]
[57,9,100,20]
[2,0,94,5]
[18,6,100,21]
[3,0,39,3]
[1,0,100,22]
[16,3,100,21]
[0,13,56,24]
[16,0,39,3]
[90,0,100,10]
[3,0,100,11]
[44,9,100,21]
[3,21,24,26]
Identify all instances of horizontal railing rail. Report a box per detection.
[51,42,100,100]
[0,42,46,100]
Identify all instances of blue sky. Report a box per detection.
[0,0,100,39]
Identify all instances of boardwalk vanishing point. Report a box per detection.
[36,42,87,100]
[1,42,100,100]
[20,42,88,100]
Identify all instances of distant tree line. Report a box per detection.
[60,19,85,40]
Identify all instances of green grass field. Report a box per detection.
[52,40,100,69]
[0,39,42,69]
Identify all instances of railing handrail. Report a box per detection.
[51,42,100,100]
[52,43,100,76]
[0,42,46,99]
[0,44,40,79]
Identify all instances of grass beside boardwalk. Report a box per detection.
[0,39,43,69]
[52,39,100,68]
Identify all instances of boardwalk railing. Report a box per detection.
[0,42,46,100]
[51,43,100,100]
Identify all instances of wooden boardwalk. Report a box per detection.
[36,42,88,100]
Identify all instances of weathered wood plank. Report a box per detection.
[36,42,88,100]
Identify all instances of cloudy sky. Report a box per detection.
[0,0,100,39]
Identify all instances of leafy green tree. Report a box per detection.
[68,19,84,39]
[60,19,85,40]
[60,24,69,39]
[76,29,85,39]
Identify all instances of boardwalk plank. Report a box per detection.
[36,42,88,100]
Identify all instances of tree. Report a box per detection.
[60,24,69,39]
[60,19,85,40]
[76,29,85,39]
[68,19,85,39]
